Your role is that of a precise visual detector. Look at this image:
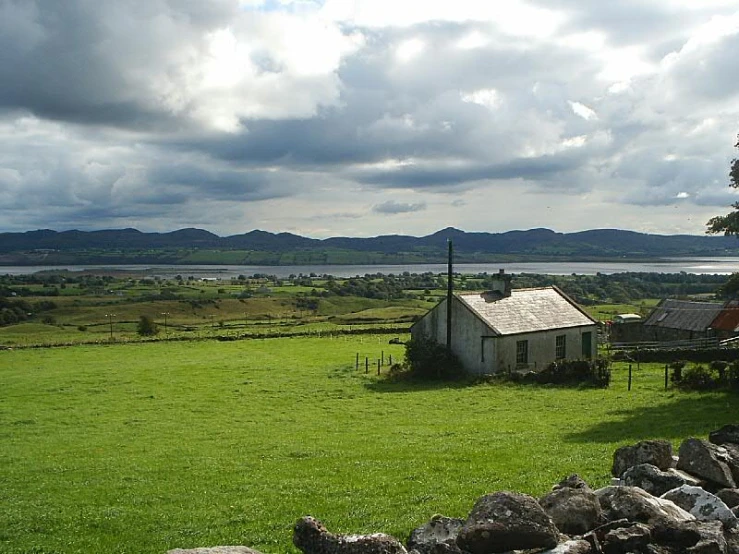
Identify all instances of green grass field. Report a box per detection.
[2,336,737,554]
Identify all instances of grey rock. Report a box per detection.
[718,489,739,509]
[687,521,728,554]
[293,516,407,554]
[612,440,674,477]
[595,486,694,524]
[407,516,464,554]
[553,474,592,491]
[651,518,727,553]
[167,546,261,554]
[726,529,739,554]
[601,522,651,554]
[622,463,692,497]
[540,539,593,553]
[723,443,739,484]
[456,491,559,554]
[661,485,738,529]
[678,438,737,489]
[540,486,605,535]
[710,425,739,446]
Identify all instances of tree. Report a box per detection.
[706,135,739,235]
[137,315,159,336]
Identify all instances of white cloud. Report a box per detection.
[460,89,501,110]
[395,38,425,63]
[568,101,598,121]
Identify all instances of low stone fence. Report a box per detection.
[168,425,739,554]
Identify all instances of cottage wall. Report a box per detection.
[411,298,496,374]
[642,326,711,342]
[411,297,597,375]
[496,325,597,374]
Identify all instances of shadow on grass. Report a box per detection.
[363,376,475,393]
[564,392,739,444]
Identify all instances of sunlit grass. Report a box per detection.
[1,338,737,553]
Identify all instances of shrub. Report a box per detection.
[678,365,718,391]
[536,359,611,388]
[137,315,159,337]
[669,360,687,383]
[404,335,465,380]
[729,361,739,391]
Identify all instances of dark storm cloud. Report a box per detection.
[355,155,578,189]
[372,200,426,214]
[146,163,282,201]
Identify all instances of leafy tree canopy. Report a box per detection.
[706,135,739,235]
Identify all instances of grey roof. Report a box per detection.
[643,299,723,332]
[457,287,596,336]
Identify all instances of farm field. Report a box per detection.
[2,335,738,553]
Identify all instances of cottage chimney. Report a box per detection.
[483,269,512,301]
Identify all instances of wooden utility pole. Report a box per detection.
[446,239,453,352]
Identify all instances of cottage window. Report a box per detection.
[516,340,528,365]
[555,335,566,360]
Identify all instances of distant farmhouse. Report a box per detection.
[611,298,739,345]
[410,271,598,375]
[642,299,724,342]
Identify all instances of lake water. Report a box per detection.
[3,258,739,279]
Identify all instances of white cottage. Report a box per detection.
[410,279,597,375]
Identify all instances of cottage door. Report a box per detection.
[582,332,592,359]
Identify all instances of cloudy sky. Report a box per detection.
[1,0,739,238]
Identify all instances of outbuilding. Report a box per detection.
[410,275,598,375]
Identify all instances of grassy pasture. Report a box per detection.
[2,336,738,554]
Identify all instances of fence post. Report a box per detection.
[377,359,381,375]
[356,352,359,370]
[365,357,369,374]
[664,364,669,390]
[382,350,384,366]
[628,364,632,391]
[389,354,393,366]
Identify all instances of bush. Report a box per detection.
[137,315,159,337]
[671,360,739,392]
[669,360,687,383]
[678,365,718,391]
[535,358,611,388]
[404,335,465,380]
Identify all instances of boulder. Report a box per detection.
[293,516,407,554]
[718,489,739,509]
[167,546,261,554]
[622,463,695,497]
[612,440,674,477]
[678,439,737,489]
[595,486,694,525]
[686,520,728,554]
[540,486,605,535]
[553,474,592,491]
[651,519,727,554]
[710,425,739,446]
[723,443,739,484]
[661,485,737,529]
[456,491,559,554]
[601,522,651,554]
[726,529,739,554]
[540,539,593,553]
[406,516,464,554]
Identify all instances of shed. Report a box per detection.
[410,284,597,375]
[642,299,723,341]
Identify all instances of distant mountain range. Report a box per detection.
[1,227,739,266]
